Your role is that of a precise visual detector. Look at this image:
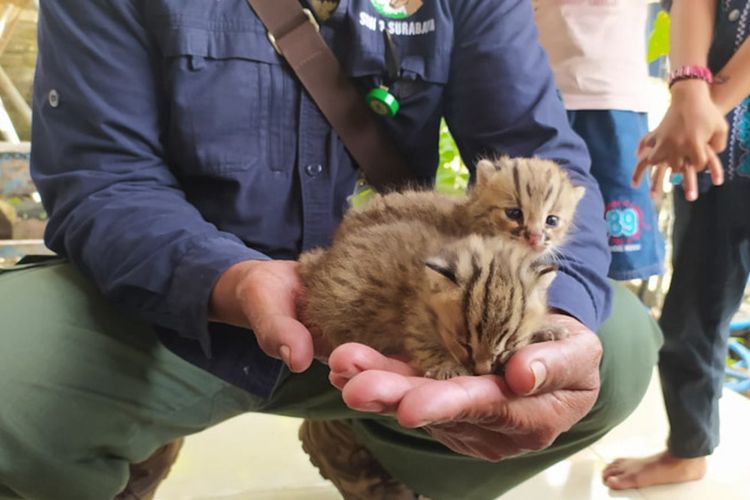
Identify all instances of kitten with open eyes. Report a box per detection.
[298,221,559,379]
[335,156,586,256]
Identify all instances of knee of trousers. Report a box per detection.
[0,264,132,499]
[0,419,130,500]
[584,281,663,435]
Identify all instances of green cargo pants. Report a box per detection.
[0,261,662,500]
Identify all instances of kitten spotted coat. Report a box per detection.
[335,156,586,256]
[298,222,558,379]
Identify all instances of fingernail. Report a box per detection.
[279,345,292,367]
[332,368,359,380]
[355,401,385,412]
[529,361,547,394]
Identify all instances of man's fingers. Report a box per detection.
[239,261,314,372]
[329,342,419,382]
[328,342,419,397]
[254,314,314,372]
[395,376,511,428]
[504,321,602,396]
[340,369,427,413]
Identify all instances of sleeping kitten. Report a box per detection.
[298,221,559,379]
[335,156,586,256]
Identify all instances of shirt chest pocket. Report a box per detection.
[343,26,450,177]
[159,26,298,174]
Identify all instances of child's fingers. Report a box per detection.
[632,148,655,187]
[685,142,708,174]
[636,132,654,155]
[705,146,724,186]
[650,163,668,197]
[681,165,698,202]
[709,123,729,154]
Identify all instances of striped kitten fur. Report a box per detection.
[335,156,586,256]
[298,221,559,379]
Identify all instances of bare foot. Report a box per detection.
[602,451,707,490]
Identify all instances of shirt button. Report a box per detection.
[48,89,59,108]
[728,9,740,22]
[305,163,323,177]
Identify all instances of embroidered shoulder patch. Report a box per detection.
[370,0,423,19]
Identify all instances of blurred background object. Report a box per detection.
[0,0,50,265]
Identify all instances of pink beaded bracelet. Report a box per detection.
[668,65,714,88]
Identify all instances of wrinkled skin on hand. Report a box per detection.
[328,314,602,462]
[213,263,602,461]
[210,259,331,373]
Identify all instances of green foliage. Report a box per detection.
[347,181,376,210]
[647,10,671,63]
[435,119,469,196]
[349,120,467,209]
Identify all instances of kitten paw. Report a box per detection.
[424,363,471,380]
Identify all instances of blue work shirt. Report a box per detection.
[31,0,612,398]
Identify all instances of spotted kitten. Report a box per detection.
[298,221,559,379]
[335,156,586,256]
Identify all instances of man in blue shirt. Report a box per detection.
[0,1,662,499]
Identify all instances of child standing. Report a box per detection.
[534,0,665,281]
[603,0,750,489]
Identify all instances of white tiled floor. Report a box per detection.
[157,371,750,500]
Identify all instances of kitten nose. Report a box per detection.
[526,231,543,248]
[474,359,494,375]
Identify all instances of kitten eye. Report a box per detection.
[504,208,523,222]
[545,215,560,227]
[425,258,458,284]
[460,340,473,358]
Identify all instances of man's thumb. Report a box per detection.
[255,315,314,373]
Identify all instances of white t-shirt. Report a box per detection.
[534,0,651,112]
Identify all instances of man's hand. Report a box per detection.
[328,314,602,461]
[209,260,325,373]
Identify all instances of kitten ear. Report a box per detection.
[425,257,459,286]
[475,159,496,188]
[573,185,586,203]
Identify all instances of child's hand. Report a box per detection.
[632,80,727,201]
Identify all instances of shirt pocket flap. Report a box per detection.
[158,25,281,65]
[158,25,285,174]
[346,42,450,85]
[400,52,449,84]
